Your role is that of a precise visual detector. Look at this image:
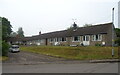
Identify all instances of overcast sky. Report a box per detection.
[0,0,120,36]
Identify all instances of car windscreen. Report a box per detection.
[12,46,19,48]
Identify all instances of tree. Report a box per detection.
[10,32,17,37]
[2,41,9,56]
[115,28,120,46]
[115,28,120,37]
[83,24,93,27]
[67,26,73,30]
[17,27,24,37]
[1,17,12,56]
[67,22,79,30]
[2,17,12,40]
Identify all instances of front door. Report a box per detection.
[83,35,90,46]
[45,38,48,46]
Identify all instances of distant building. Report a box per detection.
[7,22,116,46]
[118,1,120,28]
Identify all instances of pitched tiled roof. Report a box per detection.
[7,37,32,41]
[7,22,112,41]
[37,22,112,39]
[65,22,112,37]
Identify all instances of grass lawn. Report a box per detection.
[0,56,8,61]
[20,46,119,60]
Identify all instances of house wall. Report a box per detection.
[101,25,116,46]
[26,39,46,45]
[90,34,106,46]
[25,32,115,46]
[8,41,24,45]
[45,34,108,46]
[68,37,82,46]
[68,35,106,46]
[105,24,116,46]
[47,39,54,46]
[40,39,46,45]
[47,38,68,46]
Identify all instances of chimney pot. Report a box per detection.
[39,31,41,35]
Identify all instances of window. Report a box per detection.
[57,38,59,42]
[41,39,44,43]
[49,38,53,42]
[54,38,58,42]
[86,36,89,41]
[98,35,102,41]
[92,35,95,41]
[73,36,80,41]
[96,35,99,40]
[92,34,102,41]
[83,36,85,41]
[62,37,66,41]
[80,36,83,41]
[60,37,66,42]
[37,40,41,42]
[83,35,90,41]
[60,38,62,42]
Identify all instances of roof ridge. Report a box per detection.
[78,22,112,29]
[26,22,112,37]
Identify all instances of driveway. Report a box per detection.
[3,51,89,65]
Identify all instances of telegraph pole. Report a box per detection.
[112,8,114,57]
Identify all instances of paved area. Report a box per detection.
[2,51,90,64]
[2,63,118,73]
[2,51,119,73]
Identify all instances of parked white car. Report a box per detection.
[9,45,20,53]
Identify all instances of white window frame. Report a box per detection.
[98,34,102,41]
[49,38,53,43]
[80,36,83,41]
[72,36,80,42]
[92,34,102,41]
[59,38,62,42]
[83,35,90,41]
[40,39,44,43]
[54,38,58,42]
[60,37,66,42]
[92,35,96,41]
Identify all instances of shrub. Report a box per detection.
[115,38,120,46]
[2,41,9,56]
[95,43,101,46]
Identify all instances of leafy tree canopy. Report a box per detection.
[115,28,120,46]
[2,17,12,40]
[10,32,17,37]
[67,22,79,30]
[1,17,12,56]
[83,24,93,27]
[115,28,120,37]
[17,27,24,37]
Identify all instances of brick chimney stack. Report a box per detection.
[39,31,41,35]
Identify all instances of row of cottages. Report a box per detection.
[7,22,116,46]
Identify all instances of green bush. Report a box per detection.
[0,40,2,56]
[95,43,101,46]
[2,41,9,56]
[115,38,120,46]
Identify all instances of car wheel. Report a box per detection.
[11,51,14,53]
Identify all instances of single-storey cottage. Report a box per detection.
[7,22,116,46]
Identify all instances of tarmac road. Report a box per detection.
[2,51,119,73]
